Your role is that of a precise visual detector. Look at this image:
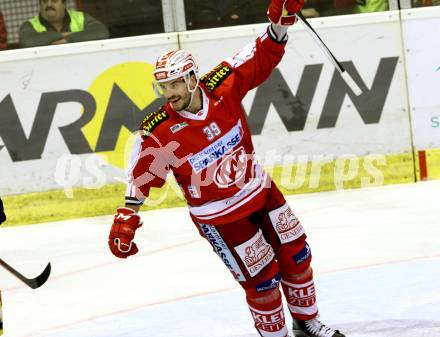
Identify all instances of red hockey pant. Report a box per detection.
[192,181,318,322]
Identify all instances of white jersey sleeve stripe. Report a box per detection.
[125,135,145,205]
[127,135,143,178]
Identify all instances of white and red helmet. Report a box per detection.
[153,50,199,83]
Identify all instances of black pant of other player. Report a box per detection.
[0,197,6,225]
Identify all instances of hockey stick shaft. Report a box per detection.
[0,290,3,335]
[295,12,363,96]
[0,259,51,289]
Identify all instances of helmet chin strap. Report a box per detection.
[181,73,200,112]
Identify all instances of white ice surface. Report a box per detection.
[0,181,439,337]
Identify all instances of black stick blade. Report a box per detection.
[28,263,51,289]
[0,259,51,289]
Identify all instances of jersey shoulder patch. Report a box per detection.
[140,107,170,137]
[200,62,233,92]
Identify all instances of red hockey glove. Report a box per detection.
[108,207,143,259]
[268,0,304,25]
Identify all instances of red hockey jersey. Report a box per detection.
[126,27,286,225]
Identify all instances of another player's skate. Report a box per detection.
[292,317,345,337]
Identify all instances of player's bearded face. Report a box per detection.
[160,78,191,111]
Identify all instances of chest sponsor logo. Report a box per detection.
[214,146,248,187]
[170,122,188,134]
[199,223,246,282]
[141,109,169,137]
[188,120,243,174]
[269,203,305,244]
[235,229,274,277]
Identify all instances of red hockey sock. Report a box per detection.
[281,278,318,320]
[247,288,289,337]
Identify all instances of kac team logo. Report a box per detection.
[214,146,248,187]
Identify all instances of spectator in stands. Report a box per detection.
[352,0,388,13]
[185,0,267,30]
[0,11,7,50]
[411,0,440,6]
[81,0,164,38]
[300,0,337,17]
[19,0,109,48]
[333,0,388,13]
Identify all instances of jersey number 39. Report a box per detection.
[203,122,221,141]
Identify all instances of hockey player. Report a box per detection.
[108,1,346,336]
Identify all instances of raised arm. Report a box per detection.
[222,0,304,100]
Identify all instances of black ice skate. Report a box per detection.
[292,317,345,337]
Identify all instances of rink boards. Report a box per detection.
[1,7,440,196]
[401,8,440,180]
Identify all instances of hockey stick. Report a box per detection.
[295,12,363,96]
[0,259,51,289]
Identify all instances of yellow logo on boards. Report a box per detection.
[83,62,158,169]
